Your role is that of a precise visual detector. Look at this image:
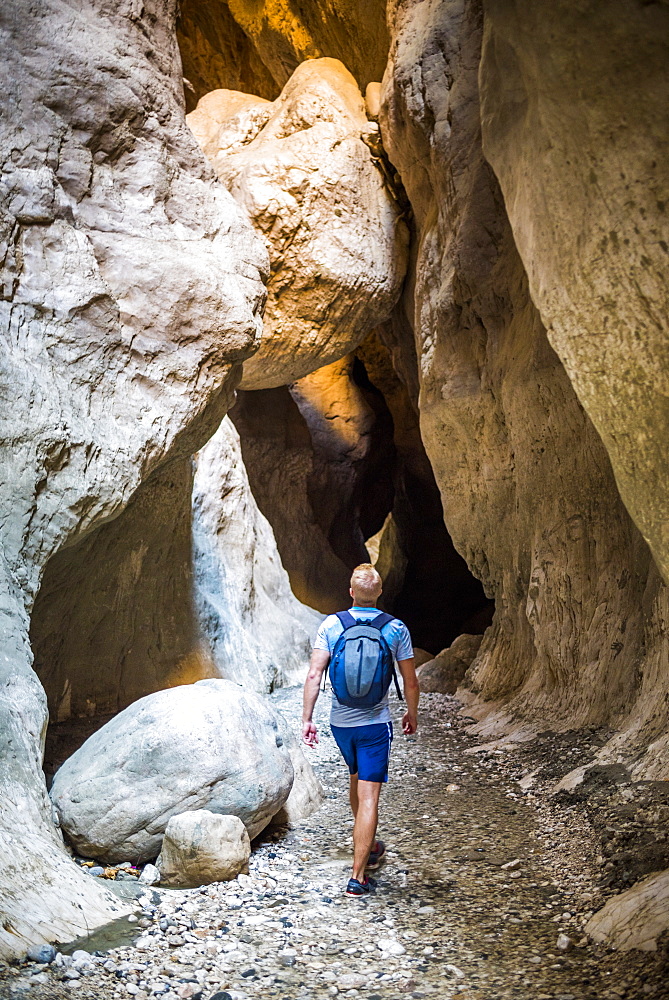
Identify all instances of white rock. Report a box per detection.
[138,865,160,886]
[556,933,573,952]
[443,964,465,979]
[377,938,406,956]
[157,811,250,889]
[50,680,294,862]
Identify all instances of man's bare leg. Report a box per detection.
[349,773,359,819]
[351,779,382,882]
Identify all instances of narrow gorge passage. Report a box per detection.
[3,688,665,1000]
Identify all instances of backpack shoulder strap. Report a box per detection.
[336,610,357,630]
[370,612,394,630]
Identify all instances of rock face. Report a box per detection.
[193,417,320,691]
[479,0,669,589]
[417,635,483,695]
[0,0,267,959]
[178,0,389,110]
[381,0,667,743]
[586,869,669,952]
[31,417,317,722]
[187,57,409,389]
[50,680,294,863]
[232,333,492,648]
[157,810,251,888]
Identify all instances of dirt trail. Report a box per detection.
[1,688,666,1000]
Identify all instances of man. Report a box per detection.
[302,563,419,897]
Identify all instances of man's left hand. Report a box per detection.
[402,711,418,735]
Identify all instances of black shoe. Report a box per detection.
[345,876,377,897]
[366,840,386,870]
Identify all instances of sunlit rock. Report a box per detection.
[417,634,483,695]
[188,57,409,389]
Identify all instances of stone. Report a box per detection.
[178,0,389,112]
[26,945,56,964]
[0,0,266,960]
[417,635,483,694]
[188,57,408,390]
[50,680,294,862]
[556,933,572,952]
[586,869,669,951]
[377,939,406,956]
[138,865,161,887]
[157,811,251,888]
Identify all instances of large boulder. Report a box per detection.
[270,714,324,828]
[50,680,294,863]
[417,635,483,695]
[188,57,409,389]
[157,810,251,888]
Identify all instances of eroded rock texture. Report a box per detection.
[479,0,669,588]
[178,0,389,110]
[0,0,266,958]
[31,417,316,723]
[193,416,320,689]
[187,58,409,389]
[381,0,667,748]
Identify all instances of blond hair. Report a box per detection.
[350,563,383,602]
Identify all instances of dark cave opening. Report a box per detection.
[231,343,493,654]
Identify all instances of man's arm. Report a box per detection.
[302,648,330,746]
[397,657,419,734]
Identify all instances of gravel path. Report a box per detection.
[1,688,666,999]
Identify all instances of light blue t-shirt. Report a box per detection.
[314,607,413,728]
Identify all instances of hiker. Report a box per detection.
[302,562,419,897]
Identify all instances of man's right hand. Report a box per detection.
[302,720,319,747]
[402,711,418,735]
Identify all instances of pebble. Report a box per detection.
[26,945,56,964]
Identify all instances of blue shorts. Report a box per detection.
[331,722,393,783]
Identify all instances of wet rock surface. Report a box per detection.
[3,688,667,999]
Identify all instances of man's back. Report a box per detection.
[314,605,413,727]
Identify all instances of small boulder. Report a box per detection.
[50,679,294,863]
[157,810,250,888]
[417,634,483,694]
[138,863,160,886]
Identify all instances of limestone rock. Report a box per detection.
[381,0,665,738]
[586,869,669,951]
[193,417,320,691]
[480,0,669,587]
[417,635,483,695]
[188,57,409,389]
[157,810,251,888]
[50,680,294,863]
[0,0,266,959]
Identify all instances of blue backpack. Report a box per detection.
[327,611,404,709]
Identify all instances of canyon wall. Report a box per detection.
[380,0,669,769]
[0,0,267,958]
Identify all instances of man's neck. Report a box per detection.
[351,602,378,609]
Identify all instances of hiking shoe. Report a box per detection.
[345,876,377,897]
[366,840,386,870]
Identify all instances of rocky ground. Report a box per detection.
[2,688,668,1000]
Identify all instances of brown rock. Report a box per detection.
[418,635,484,694]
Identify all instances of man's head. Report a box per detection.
[350,563,383,605]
